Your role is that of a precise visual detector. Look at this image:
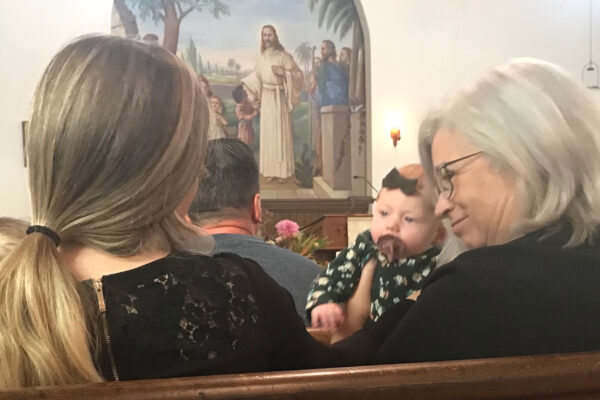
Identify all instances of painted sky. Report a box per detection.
[129,0,354,71]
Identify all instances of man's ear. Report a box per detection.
[433,223,447,246]
[251,193,262,224]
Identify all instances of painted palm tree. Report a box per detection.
[308,0,364,105]
[309,0,357,40]
[295,41,314,76]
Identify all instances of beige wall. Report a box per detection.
[0,0,598,217]
[361,0,600,190]
[0,0,110,219]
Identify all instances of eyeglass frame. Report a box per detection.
[434,151,483,199]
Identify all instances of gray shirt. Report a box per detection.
[210,233,322,325]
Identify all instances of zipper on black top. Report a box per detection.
[92,278,120,382]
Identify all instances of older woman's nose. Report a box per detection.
[434,196,453,218]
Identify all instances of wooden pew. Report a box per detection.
[3,351,600,400]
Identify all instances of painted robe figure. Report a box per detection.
[242,25,303,180]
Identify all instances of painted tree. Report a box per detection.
[185,37,198,72]
[207,61,212,74]
[114,0,139,38]
[308,0,364,104]
[197,53,205,74]
[295,41,313,75]
[227,58,236,74]
[127,0,230,53]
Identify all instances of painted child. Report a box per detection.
[306,164,446,340]
[232,84,258,145]
[208,94,228,140]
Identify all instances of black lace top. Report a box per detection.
[83,252,398,381]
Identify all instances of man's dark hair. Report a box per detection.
[232,84,245,103]
[190,138,259,222]
[322,40,337,62]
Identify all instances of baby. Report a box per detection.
[306,164,446,337]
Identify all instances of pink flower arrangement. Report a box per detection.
[275,219,300,238]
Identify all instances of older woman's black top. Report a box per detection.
[84,252,397,381]
[375,225,600,363]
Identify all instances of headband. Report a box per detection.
[381,168,418,195]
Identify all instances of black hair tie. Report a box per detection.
[26,225,61,247]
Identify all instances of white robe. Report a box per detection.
[207,108,227,140]
[242,48,303,178]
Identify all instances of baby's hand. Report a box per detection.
[311,303,345,330]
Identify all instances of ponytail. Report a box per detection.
[0,234,101,388]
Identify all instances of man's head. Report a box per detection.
[321,40,337,63]
[190,138,261,229]
[261,25,284,53]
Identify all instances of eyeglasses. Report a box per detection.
[434,151,483,199]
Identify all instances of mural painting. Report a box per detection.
[112,0,368,200]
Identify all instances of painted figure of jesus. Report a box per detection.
[242,25,304,182]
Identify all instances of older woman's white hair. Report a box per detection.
[419,59,600,246]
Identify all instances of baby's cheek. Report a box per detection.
[370,220,384,242]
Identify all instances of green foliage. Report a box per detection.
[295,41,313,73]
[205,74,240,85]
[197,53,204,74]
[295,144,315,188]
[127,0,230,24]
[307,0,357,40]
[278,232,329,262]
[221,98,237,126]
[185,37,198,72]
[291,101,309,161]
[259,214,329,264]
[127,0,162,23]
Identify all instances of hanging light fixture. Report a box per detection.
[583,0,600,88]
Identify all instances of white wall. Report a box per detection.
[361,0,600,189]
[0,1,110,219]
[0,0,597,217]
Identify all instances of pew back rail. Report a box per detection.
[3,352,600,400]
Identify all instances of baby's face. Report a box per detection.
[210,97,221,112]
[371,188,442,258]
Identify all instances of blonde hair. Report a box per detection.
[0,218,27,262]
[419,59,600,247]
[0,35,208,388]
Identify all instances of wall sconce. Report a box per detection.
[390,128,401,147]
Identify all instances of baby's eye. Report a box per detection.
[404,216,415,223]
[380,210,388,217]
